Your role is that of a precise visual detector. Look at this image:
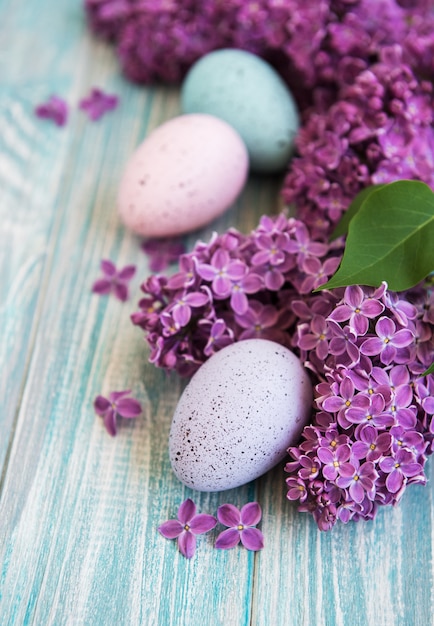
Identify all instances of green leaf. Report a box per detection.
[318,180,434,292]
[422,363,434,376]
[330,184,384,241]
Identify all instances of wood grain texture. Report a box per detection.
[1,1,434,625]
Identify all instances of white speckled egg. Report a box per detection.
[169,339,313,492]
[181,49,300,173]
[118,113,248,237]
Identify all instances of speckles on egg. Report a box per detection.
[169,339,313,492]
[118,113,249,238]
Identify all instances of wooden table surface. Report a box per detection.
[1,2,434,625]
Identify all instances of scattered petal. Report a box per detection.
[178,498,196,525]
[79,88,119,121]
[35,95,68,126]
[158,499,217,559]
[240,527,264,551]
[92,259,136,301]
[215,502,264,551]
[178,530,196,559]
[216,503,241,528]
[158,520,183,539]
[215,528,241,550]
[94,390,142,436]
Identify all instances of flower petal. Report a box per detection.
[240,502,262,526]
[386,469,403,494]
[360,337,384,356]
[113,283,128,302]
[240,527,264,551]
[109,390,131,402]
[178,531,196,558]
[178,498,196,525]
[92,279,112,295]
[185,291,209,307]
[215,528,241,550]
[100,259,117,276]
[158,519,183,539]
[94,395,111,415]
[196,263,216,281]
[349,480,365,504]
[172,303,191,327]
[103,409,117,437]
[242,273,263,293]
[115,397,142,418]
[213,275,232,297]
[230,290,249,315]
[217,503,241,527]
[118,265,136,280]
[189,514,217,535]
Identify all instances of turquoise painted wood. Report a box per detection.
[1,1,433,625]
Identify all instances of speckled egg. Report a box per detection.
[181,49,300,173]
[169,339,313,492]
[118,113,248,237]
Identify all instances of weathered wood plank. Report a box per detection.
[0,0,109,471]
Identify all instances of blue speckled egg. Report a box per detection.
[169,339,313,492]
[181,49,300,173]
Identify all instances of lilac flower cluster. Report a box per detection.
[287,282,434,530]
[131,215,339,376]
[84,1,434,93]
[132,214,434,529]
[283,45,434,240]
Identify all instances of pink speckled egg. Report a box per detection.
[118,114,249,237]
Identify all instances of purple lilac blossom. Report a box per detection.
[84,2,434,95]
[158,498,217,558]
[215,503,264,551]
[35,95,68,126]
[79,88,119,120]
[92,259,136,301]
[132,211,434,530]
[94,389,142,436]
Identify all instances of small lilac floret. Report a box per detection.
[336,460,378,504]
[158,498,216,559]
[94,389,142,436]
[35,95,68,126]
[328,285,385,336]
[169,290,209,327]
[92,259,136,301]
[79,88,119,121]
[352,425,392,462]
[379,449,424,493]
[361,316,414,365]
[317,444,351,481]
[215,503,264,551]
[286,477,308,502]
[196,249,246,297]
